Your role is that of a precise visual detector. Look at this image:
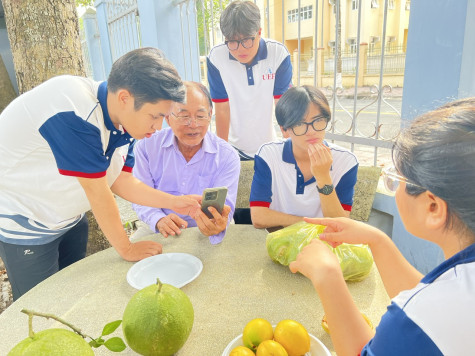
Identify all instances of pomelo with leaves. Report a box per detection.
[7,309,125,355]
[8,328,94,356]
[122,278,194,356]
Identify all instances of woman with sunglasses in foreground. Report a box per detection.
[290,97,475,355]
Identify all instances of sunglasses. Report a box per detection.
[382,166,424,192]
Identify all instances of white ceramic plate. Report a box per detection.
[126,253,203,290]
[222,329,331,356]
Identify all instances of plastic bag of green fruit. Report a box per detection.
[266,221,373,282]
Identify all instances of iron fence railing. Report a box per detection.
[79,0,408,167]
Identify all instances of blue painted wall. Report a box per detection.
[138,0,200,82]
[401,0,475,123]
[0,18,18,94]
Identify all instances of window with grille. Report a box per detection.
[351,0,358,10]
[371,0,379,8]
[287,5,313,23]
[328,41,335,55]
[347,38,357,53]
[388,0,395,9]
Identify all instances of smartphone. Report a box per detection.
[201,187,228,219]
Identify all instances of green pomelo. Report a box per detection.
[122,280,194,356]
[8,328,94,356]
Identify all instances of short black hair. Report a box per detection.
[275,86,331,129]
[107,47,185,110]
[220,1,261,39]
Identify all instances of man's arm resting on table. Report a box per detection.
[77,176,162,261]
[215,101,230,141]
[250,206,303,229]
[111,171,200,216]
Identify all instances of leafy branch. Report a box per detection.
[21,309,126,352]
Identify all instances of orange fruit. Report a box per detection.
[230,345,256,356]
[256,340,288,356]
[242,318,274,351]
[273,320,310,356]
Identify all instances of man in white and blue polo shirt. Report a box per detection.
[0,48,200,300]
[250,86,358,229]
[207,0,292,160]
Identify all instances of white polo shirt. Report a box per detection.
[250,139,358,217]
[0,75,134,244]
[361,243,475,355]
[207,38,292,156]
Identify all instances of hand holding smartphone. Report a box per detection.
[201,187,228,219]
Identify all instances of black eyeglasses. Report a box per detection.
[225,36,256,51]
[290,116,329,136]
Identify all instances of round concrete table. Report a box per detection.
[0,225,390,355]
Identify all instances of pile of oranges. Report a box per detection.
[230,318,310,356]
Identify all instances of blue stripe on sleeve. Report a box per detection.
[39,112,109,174]
[273,55,293,96]
[335,163,358,206]
[124,140,135,168]
[361,302,443,355]
[207,57,228,100]
[250,155,273,203]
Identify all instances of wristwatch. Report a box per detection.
[317,184,334,195]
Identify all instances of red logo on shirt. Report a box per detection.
[263,68,275,80]
[262,73,276,80]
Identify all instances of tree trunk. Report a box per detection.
[1,0,108,254]
[1,0,84,93]
[0,55,17,113]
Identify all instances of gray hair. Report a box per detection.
[220,1,261,39]
[275,86,331,129]
[393,97,475,236]
[107,47,186,110]
[183,81,212,110]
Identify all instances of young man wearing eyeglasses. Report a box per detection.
[132,82,240,244]
[206,0,292,161]
[249,86,359,229]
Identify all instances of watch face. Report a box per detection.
[318,184,334,195]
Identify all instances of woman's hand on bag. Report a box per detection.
[289,239,341,287]
[303,216,386,247]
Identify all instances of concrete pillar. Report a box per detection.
[137,0,200,82]
[401,0,475,124]
[292,49,298,85]
[94,0,113,76]
[82,8,106,81]
[317,47,324,88]
[357,42,368,87]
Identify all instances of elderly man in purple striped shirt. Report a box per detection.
[132,81,240,244]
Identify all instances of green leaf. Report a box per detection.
[102,320,122,336]
[104,337,127,352]
[89,339,101,348]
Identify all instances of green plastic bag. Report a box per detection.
[266,221,374,282]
